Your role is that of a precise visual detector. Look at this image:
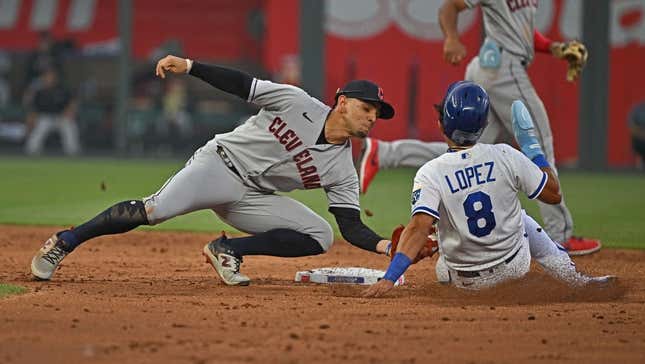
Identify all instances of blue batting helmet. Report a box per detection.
[440,81,490,146]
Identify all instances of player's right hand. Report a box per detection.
[443,38,467,65]
[361,278,395,298]
[155,55,188,79]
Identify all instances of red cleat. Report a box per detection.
[357,138,380,194]
[561,236,602,256]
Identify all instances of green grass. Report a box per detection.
[0,156,643,249]
[0,283,27,298]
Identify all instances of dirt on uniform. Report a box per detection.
[1,225,644,364]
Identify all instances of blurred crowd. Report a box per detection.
[0,32,261,157]
[3,33,639,164]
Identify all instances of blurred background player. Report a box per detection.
[363,82,614,297]
[357,0,600,256]
[23,67,80,156]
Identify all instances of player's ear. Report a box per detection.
[337,95,348,112]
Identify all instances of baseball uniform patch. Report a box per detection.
[411,189,421,205]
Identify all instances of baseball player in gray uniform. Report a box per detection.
[357,0,600,256]
[363,82,613,297]
[31,55,403,286]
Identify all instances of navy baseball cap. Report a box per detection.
[335,80,395,119]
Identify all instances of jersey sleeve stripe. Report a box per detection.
[412,206,440,219]
[247,78,258,102]
[528,171,548,199]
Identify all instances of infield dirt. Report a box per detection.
[1,225,644,364]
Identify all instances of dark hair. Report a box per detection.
[434,101,444,123]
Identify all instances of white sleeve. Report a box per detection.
[504,145,548,200]
[247,79,306,111]
[410,167,441,219]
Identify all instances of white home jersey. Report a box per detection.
[411,143,547,271]
[465,0,537,61]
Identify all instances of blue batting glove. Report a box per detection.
[512,100,545,160]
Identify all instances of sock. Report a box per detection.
[60,200,149,251]
[225,229,325,257]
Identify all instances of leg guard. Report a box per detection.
[62,200,149,250]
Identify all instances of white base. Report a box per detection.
[294,267,405,286]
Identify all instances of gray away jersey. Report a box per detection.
[411,144,547,271]
[465,0,537,61]
[211,79,360,210]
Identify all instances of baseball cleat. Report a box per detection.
[31,231,72,280]
[511,100,544,160]
[202,234,250,286]
[357,138,380,194]
[585,275,617,288]
[562,236,602,256]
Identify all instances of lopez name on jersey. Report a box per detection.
[444,161,496,194]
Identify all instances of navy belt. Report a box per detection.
[456,247,521,278]
[216,146,242,179]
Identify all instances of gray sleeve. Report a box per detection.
[247,78,307,112]
[464,0,489,8]
[325,173,360,211]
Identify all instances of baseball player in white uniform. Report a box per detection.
[363,81,614,296]
[31,55,400,286]
[356,0,600,256]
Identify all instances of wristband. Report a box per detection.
[384,241,392,257]
[186,58,193,73]
[531,154,550,168]
[383,253,412,282]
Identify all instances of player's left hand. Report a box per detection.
[155,55,189,79]
[362,279,395,298]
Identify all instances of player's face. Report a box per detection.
[342,97,379,138]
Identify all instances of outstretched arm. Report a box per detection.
[155,55,252,99]
[534,29,554,53]
[511,100,562,204]
[362,213,436,297]
[439,0,469,65]
[330,207,390,254]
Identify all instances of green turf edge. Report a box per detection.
[0,283,27,298]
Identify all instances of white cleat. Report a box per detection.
[31,232,71,280]
[585,275,617,288]
[202,235,250,286]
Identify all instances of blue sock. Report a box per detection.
[227,229,324,257]
[59,230,80,251]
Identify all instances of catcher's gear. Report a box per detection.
[551,40,588,82]
[387,224,438,263]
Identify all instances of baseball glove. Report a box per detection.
[388,224,438,263]
[551,40,588,82]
